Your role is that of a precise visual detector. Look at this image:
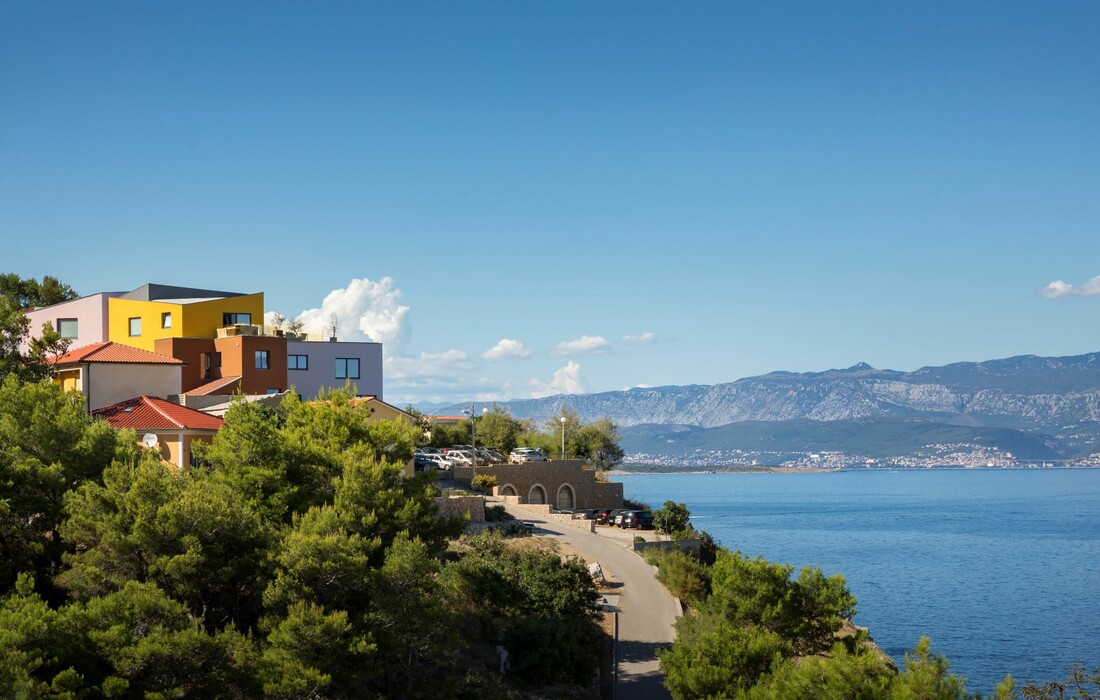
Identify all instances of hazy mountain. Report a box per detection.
[435,351,1100,462]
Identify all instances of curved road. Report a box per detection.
[505,507,680,699]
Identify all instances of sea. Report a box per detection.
[608,468,1100,695]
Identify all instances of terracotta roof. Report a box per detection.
[183,376,242,396]
[51,342,184,366]
[94,395,223,432]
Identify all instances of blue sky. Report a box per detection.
[3,2,1098,405]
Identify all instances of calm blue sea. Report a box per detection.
[609,469,1100,695]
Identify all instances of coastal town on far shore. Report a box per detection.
[621,443,1100,472]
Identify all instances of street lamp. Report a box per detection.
[464,403,477,465]
[560,416,567,460]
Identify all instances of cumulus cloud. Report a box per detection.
[622,331,657,344]
[290,277,411,351]
[483,338,534,361]
[385,349,473,380]
[553,335,610,356]
[530,361,587,398]
[1041,276,1100,298]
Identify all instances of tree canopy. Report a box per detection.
[0,378,608,697]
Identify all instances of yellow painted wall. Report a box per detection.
[55,368,81,393]
[108,293,264,351]
[179,293,264,340]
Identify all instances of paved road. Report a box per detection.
[504,507,680,699]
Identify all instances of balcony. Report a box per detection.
[216,324,259,338]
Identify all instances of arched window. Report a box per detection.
[528,484,547,504]
[556,484,575,511]
[500,484,517,497]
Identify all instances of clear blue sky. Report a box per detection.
[3,2,1098,405]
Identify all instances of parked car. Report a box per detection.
[573,509,599,520]
[621,510,654,529]
[476,447,504,464]
[483,448,508,463]
[413,452,435,471]
[598,509,620,525]
[426,454,452,471]
[612,510,633,527]
[447,450,476,467]
[417,447,443,456]
[510,447,549,463]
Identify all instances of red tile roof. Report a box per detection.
[51,342,183,366]
[183,376,242,396]
[93,395,223,432]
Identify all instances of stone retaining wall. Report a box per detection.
[434,495,485,523]
[454,460,623,510]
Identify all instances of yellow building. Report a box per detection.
[107,283,264,351]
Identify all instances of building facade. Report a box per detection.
[21,292,123,351]
[286,339,383,400]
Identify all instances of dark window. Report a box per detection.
[288,354,308,370]
[223,312,252,326]
[161,312,172,329]
[255,350,270,370]
[215,352,222,368]
[128,317,142,336]
[335,357,360,379]
[57,318,78,339]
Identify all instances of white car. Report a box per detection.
[510,447,548,463]
[447,450,477,467]
[426,454,452,471]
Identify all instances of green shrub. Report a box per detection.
[653,550,711,604]
[502,617,603,686]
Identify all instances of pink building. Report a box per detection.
[21,292,124,351]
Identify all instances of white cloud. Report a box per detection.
[553,335,610,356]
[483,338,534,361]
[624,383,654,390]
[530,361,587,398]
[290,277,411,351]
[622,331,657,344]
[1041,276,1100,298]
[385,349,472,380]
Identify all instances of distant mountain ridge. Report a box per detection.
[435,351,1100,463]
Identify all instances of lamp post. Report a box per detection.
[469,403,477,465]
[560,415,567,460]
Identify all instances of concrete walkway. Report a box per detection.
[501,506,680,699]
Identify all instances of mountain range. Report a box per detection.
[430,352,1100,464]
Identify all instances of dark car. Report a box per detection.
[621,510,654,529]
[573,509,599,520]
[413,453,435,471]
[597,509,621,525]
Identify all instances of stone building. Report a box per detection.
[455,459,623,510]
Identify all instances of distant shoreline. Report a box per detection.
[605,464,1100,476]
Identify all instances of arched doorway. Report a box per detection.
[556,484,575,511]
[528,484,547,504]
[500,484,517,497]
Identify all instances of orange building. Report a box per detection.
[94,395,223,470]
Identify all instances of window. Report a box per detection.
[57,319,78,339]
[223,312,252,326]
[255,350,270,370]
[288,354,309,370]
[161,312,172,329]
[128,317,142,336]
[266,388,281,395]
[335,357,360,379]
[215,352,222,368]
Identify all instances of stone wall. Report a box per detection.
[454,460,623,510]
[434,495,485,523]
